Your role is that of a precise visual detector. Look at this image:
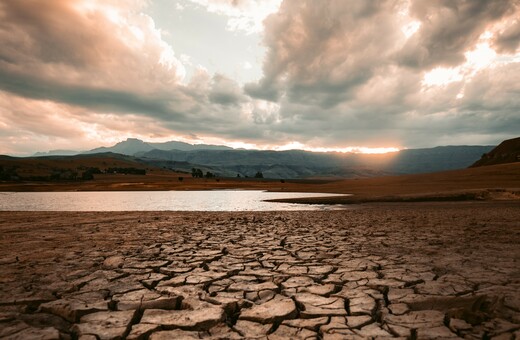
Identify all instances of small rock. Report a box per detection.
[102,256,124,269]
[448,318,472,332]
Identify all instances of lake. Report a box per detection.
[0,190,347,211]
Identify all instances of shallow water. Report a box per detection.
[0,190,347,211]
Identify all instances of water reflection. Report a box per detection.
[0,190,347,211]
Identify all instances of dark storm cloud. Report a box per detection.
[0,1,111,67]
[241,0,520,147]
[246,0,402,108]
[208,74,247,106]
[494,19,520,53]
[243,78,281,102]
[0,68,177,119]
[398,0,517,69]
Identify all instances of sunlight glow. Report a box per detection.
[402,20,421,38]
[173,139,401,154]
[274,142,400,154]
[300,146,400,154]
[421,39,499,89]
[465,42,496,70]
[422,67,463,86]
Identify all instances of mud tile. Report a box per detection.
[113,288,181,310]
[282,316,329,330]
[239,294,297,324]
[39,298,108,323]
[149,329,202,339]
[72,310,136,340]
[268,324,318,339]
[234,319,272,337]
[140,307,224,330]
[127,323,161,340]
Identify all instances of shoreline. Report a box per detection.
[267,188,520,205]
[2,185,518,206]
[1,163,519,206]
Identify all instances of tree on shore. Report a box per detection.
[254,171,264,178]
[81,167,102,180]
[191,168,203,178]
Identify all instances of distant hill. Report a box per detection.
[33,149,80,157]
[31,138,232,157]
[84,138,154,155]
[0,153,169,181]
[21,138,498,179]
[83,138,232,156]
[471,137,520,167]
[137,145,494,179]
[149,140,232,152]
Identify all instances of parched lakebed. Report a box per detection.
[0,202,519,339]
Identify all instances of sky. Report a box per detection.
[0,0,519,156]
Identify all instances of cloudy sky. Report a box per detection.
[0,0,519,155]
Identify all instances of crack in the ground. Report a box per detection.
[1,207,519,339]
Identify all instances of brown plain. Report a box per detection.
[1,157,519,204]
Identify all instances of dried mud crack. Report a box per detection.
[0,202,519,339]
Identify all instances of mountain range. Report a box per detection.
[34,138,232,156]
[136,146,494,178]
[30,138,495,179]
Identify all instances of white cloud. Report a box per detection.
[423,67,464,86]
[187,0,282,34]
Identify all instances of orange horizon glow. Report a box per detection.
[278,146,401,154]
[197,140,401,154]
[91,136,402,156]
[307,146,401,154]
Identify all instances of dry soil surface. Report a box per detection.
[0,202,519,339]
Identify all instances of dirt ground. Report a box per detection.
[0,202,519,339]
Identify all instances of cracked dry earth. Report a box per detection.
[0,202,519,339]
